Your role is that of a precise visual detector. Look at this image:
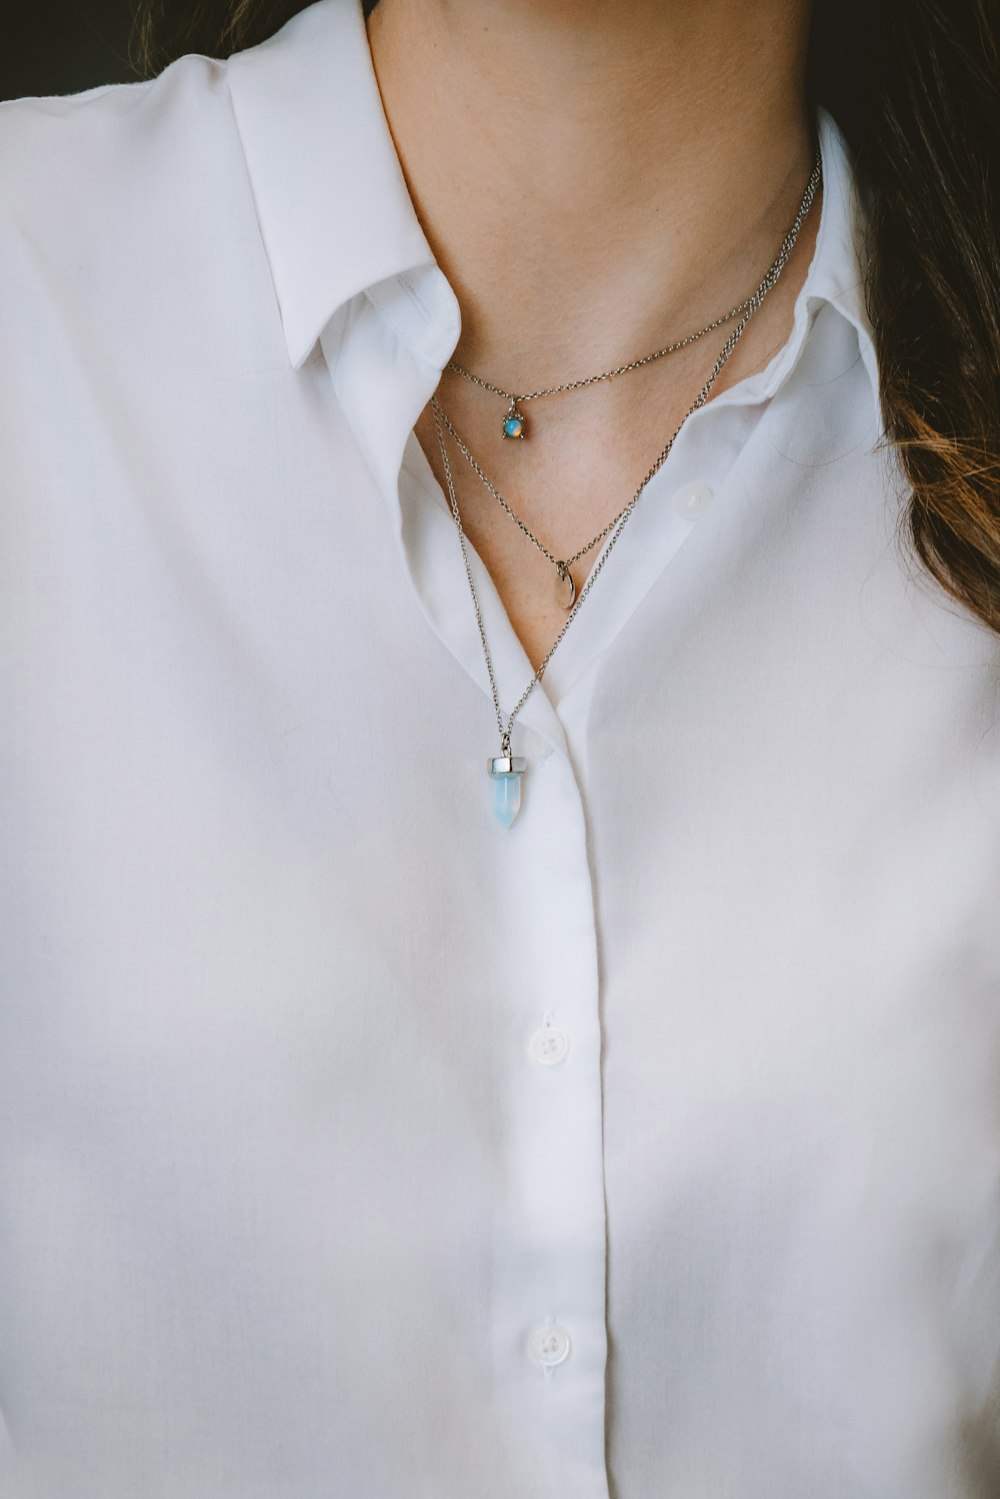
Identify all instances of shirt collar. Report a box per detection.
[227,0,878,409]
[763,105,880,410]
[227,0,444,373]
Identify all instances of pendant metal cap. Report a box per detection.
[489,755,527,776]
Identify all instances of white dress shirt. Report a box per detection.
[2,1,1000,1495]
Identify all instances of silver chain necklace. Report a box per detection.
[438,152,823,613]
[447,298,756,443]
[432,150,822,828]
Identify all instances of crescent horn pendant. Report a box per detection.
[556,565,576,610]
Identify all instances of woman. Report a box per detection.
[1,0,998,1494]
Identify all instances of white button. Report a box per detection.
[672,482,714,519]
[528,1026,570,1066]
[528,1324,571,1367]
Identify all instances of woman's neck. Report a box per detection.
[365,0,816,384]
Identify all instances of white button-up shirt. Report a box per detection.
[2,2,1000,1495]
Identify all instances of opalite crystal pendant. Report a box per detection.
[502,401,527,441]
[488,753,527,827]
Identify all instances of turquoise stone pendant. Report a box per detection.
[488,752,527,827]
[502,400,527,441]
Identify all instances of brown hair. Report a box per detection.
[134,0,367,71]
[135,0,1000,638]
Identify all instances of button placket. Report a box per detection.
[526,1007,572,1366]
[489,735,607,1478]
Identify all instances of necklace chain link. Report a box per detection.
[446,295,756,405]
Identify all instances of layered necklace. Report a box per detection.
[431,149,822,827]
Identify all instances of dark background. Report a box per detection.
[0,2,869,120]
[4,0,149,103]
